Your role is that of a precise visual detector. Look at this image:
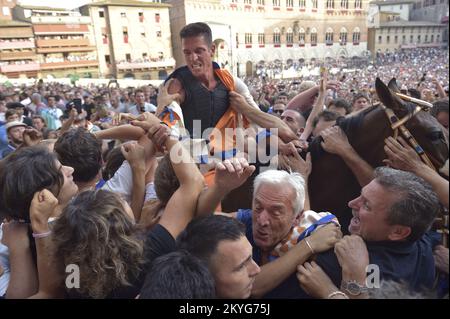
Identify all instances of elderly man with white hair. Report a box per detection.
[203,156,343,298]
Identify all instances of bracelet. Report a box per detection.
[304,238,315,255]
[327,291,349,299]
[32,230,52,239]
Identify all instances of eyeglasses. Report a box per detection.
[273,110,284,114]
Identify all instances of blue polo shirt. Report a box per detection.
[315,233,436,294]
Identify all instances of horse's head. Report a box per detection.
[376,77,449,177]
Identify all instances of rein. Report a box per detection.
[379,102,437,172]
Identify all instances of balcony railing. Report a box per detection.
[36,38,95,53]
[0,51,37,61]
[116,59,176,70]
[0,63,40,73]
[0,40,35,50]
[40,60,98,70]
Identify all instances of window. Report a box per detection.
[121,12,126,18]
[155,13,160,23]
[99,10,104,18]
[394,35,398,43]
[437,34,440,42]
[386,35,390,44]
[431,34,434,42]
[340,28,347,45]
[402,35,406,44]
[341,0,348,9]
[378,35,382,44]
[258,33,265,45]
[299,0,306,8]
[125,53,131,62]
[325,28,334,45]
[310,29,317,46]
[353,28,360,44]
[2,6,10,15]
[102,33,108,44]
[299,28,305,46]
[417,35,421,43]
[138,12,144,22]
[273,0,280,7]
[123,27,128,43]
[245,32,253,46]
[410,35,414,43]
[105,55,110,64]
[244,0,252,4]
[402,27,405,33]
[312,0,318,9]
[286,28,293,45]
[236,33,239,48]
[273,28,281,45]
[326,0,335,9]
[287,0,293,8]
[156,26,162,37]
[425,34,428,42]
[257,0,265,5]
[354,0,362,9]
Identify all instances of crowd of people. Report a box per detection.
[0,22,448,300]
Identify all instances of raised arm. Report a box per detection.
[28,190,65,299]
[300,77,327,142]
[229,91,298,143]
[2,222,38,298]
[196,158,255,217]
[286,85,319,113]
[120,143,146,222]
[132,116,204,239]
[384,136,449,209]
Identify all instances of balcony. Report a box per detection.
[0,63,40,73]
[40,60,98,70]
[36,38,95,53]
[0,40,35,50]
[0,51,37,61]
[116,59,176,70]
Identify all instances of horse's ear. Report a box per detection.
[376,77,409,117]
[388,78,400,93]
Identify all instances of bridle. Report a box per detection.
[379,92,437,172]
[379,93,448,247]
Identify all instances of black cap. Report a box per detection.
[6,102,25,109]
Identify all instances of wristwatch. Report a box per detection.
[341,280,369,296]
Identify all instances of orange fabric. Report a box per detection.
[208,69,250,157]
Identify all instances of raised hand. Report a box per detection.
[214,157,256,193]
[121,142,146,171]
[23,128,43,147]
[29,189,59,233]
[156,78,181,116]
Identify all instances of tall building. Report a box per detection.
[0,0,39,78]
[166,0,370,77]
[367,0,445,55]
[12,5,99,78]
[411,0,449,46]
[80,0,175,80]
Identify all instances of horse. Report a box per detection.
[308,77,449,232]
[220,77,448,232]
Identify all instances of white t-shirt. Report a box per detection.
[0,225,10,297]
[102,160,157,204]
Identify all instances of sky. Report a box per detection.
[18,0,92,9]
